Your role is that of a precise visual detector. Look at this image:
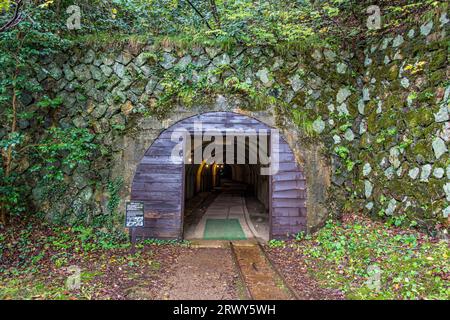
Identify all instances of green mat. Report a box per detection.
[203,219,247,240]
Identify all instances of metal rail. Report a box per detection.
[256,242,301,300]
[229,241,299,300]
[229,242,254,300]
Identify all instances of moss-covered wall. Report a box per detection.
[28,6,448,235]
[351,9,449,234]
[31,39,348,232]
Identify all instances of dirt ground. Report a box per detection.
[265,246,345,300]
[154,248,241,300]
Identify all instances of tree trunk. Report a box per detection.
[0,56,19,225]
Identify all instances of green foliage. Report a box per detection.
[334,146,350,159]
[0,4,97,220]
[142,238,190,246]
[107,178,123,216]
[70,225,128,251]
[0,217,175,300]
[0,168,26,216]
[48,0,440,49]
[0,4,66,219]
[289,218,450,300]
[36,96,63,109]
[292,109,315,137]
[30,128,97,182]
[268,239,286,248]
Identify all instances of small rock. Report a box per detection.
[337,87,351,104]
[432,137,447,159]
[116,52,133,65]
[380,37,392,50]
[312,117,325,134]
[408,167,420,180]
[420,164,432,182]
[323,49,336,62]
[83,50,96,64]
[311,49,322,61]
[90,65,102,81]
[336,62,347,74]
[100,64,113,77]
[434,104,449,123]
[358,99,365,115]
[392,35,404,47]
[113,63,126,78]
[160,52,176,70]
[176,55,192,71]
[134,52,149,67]
[393,51,403,60]
[359,120,367,134]
[384,166,395,180]
[63,64,75,81]
[336,103,349,116]
[389,147,401,169]
[420,21,433,36]
[212,53,230,67]
[445,183,450,202]
[73,116,87,128]
[333,135,341,144]
[47,63,63,80]
[344,129,354,141]
[385,199,397,215]
[443,206,450,218]
[363,163,372,176]
[102,55,115,66]
[440,13,449,27]
[92,103,108,119]
[362,87,370,101]
[400,77,410,88]
[256,68,272,86]
[364,180,373,198]
[205,47,221,58]
[433,167,445,179]
[289,74,304,92]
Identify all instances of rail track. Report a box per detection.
[229,241,299,300]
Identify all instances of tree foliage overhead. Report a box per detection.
[1,0,441,47]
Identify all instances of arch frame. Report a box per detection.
[130,111,307,240]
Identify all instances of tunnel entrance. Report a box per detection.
[130,112,307,241]
[183,136,271,241]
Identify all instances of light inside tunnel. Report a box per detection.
[184,135,271,241]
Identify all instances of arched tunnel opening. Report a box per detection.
[131,111,307,241]
[183,135,271,241]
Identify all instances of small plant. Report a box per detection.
[268,239,285,248]
[294,231,305,241]
[334,146,350,159]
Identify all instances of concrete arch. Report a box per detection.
[130,111,307,240]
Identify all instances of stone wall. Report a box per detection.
[31,39,346,232]
[28,6,448,235]
[353,10,449,232]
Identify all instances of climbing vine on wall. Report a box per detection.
[0,3,96,224]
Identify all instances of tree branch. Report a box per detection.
[185,0,213,30]
[209,0,221,28]
[0,0,24,33]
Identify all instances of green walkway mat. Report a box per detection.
[203,219,247,240]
